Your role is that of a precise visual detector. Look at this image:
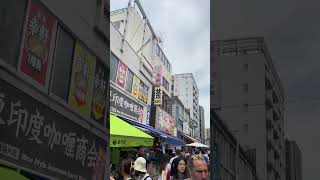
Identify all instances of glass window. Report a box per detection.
[50,26,75,101]
[0,0,27,67]
[125,69,133,93]
[110,52,118,82]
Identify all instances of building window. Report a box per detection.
[110,52,119,82]
[50,26,75,101]
[163,77,169,91]
[125,69,133,93]
[0,0,27,68]
[243,63,248,72]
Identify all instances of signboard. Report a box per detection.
[110,86,144,122]
[143,84,149,104]
[19,0,55,87]
[154,87,162,105]
[212,143,220,180]
[138,81,145,102]
[0,79,107,180]
[155,107,176,135]
[91,60,107,125]
[154,65,162,86]
[146,105,151,125]
[116,61,127,89]
[131,75,140,99]
[68,42,95,115]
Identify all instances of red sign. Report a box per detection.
[116,61,127,89]
[19,0,55,86]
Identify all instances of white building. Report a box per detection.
[212,37,285,180]
[174,73,200,140]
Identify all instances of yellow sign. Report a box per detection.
[131,75,140,99]
[68,42,95,115]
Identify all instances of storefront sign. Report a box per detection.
[91,60,107,125]
[131,75,140,99]
[0,79,107,180]
[154,65,162,86]
[146,105,151,125]
[19,0,55,87]
[154,87,162,105]
[110,86,144,122]
[116,61,127,89]
[155,107,176,135]
[68,42,95,115]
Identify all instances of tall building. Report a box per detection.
[0,0,110,179]
[204,128,210,146]
[285,139,303,180]
[212,37,285,180]
[173,73,200,140]
[199,105,206,143]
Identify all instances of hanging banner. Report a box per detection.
[154,87,162,105]
[91,60,107,125]
[138,81,145,102]
[68,42,95,115]
[155,107,176,135]
[19,0,55,87]
[131,75,140,99]
[110,86,144,122]
[0,79,107,180]
[116,61,127,89]
[154,65,163,86]
[143,85,149,104]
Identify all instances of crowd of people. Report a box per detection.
[110,146,210,180]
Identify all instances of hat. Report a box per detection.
[134,157,147,173]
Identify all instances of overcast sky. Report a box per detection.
[111,0,210,128]
[213,0,319,179]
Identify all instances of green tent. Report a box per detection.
[0,167,29,180]
[110,114,154,147]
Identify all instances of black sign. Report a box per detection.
[110,85,144,122]
[0,79,107,180]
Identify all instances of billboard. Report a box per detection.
[19,0,55,87]
[110,86,144,122]
[115,61,127,89]
[68,42,95,115]
[154,87,162,105]
[0,79,107,180]
[154,65,163,86]
[155,107,176,135]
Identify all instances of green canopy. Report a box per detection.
[110,114,154,147]
[0,167,29,180]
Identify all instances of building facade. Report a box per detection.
[0,0,110,179]
[204,128,210,146]
[285,139,303,180]
[211,110,257,180]
[173,73,200,140]
[212,37,285,180]
[199,105,205,143]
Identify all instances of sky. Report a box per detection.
[213,0,319,179]
[111,0,211,128]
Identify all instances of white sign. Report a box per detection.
[154,87,162,105]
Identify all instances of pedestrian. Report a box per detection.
[118,158,134,180]
[187,154,209,180]
[155,154,170,180]
[169,156,190,180]
[166,149,181,172]
[200,149,209,165]
[136,146,148,160]
[132,157,152,180]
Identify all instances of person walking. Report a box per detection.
[118,158,134,180]
[187,154,209,180]
[132,157,152,180]
[169,156,190,180]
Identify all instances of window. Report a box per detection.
[110,52,119,82]
[0,0,27,67]
[162,77,169,91]
[125,69,133,93]
[50,26,75,101]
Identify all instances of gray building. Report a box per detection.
[0,0,110,179]
[285,139,303,180]
[199,105,206,143]
[212,37,285,180]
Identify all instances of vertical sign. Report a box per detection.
[19,0,55,87]
[154,87,162,105]
[116,61,127,89]
[154,65,163,86]
[68,42,95,115]
[91,60,107,125]
[131,75,140,99]
[146,105,151,125]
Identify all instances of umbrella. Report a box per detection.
[0,167,30,180]
[186,142,209,148]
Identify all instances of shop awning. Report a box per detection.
[179,131,198,143]
[0,167,29,180]
[120,116,186,146]
[110,114,154,147]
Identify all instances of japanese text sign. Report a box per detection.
[0,79,107,180]
[19,0,55,87]
[154,87,162,105]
